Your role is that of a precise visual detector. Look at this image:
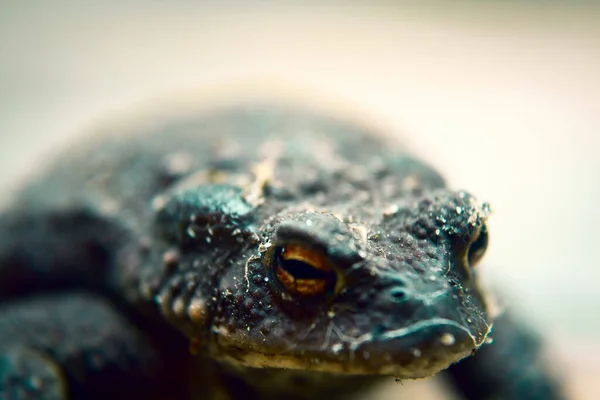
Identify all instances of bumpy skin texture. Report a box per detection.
[0,103,564,399]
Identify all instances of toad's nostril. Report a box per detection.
[389,288,408,303]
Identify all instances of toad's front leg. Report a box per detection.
[0,293,187,400]
[445,310,567,400]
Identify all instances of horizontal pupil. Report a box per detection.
[277,259,331,280]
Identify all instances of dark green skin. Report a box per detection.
[0,103,565,399]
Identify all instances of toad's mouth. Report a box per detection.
[210,318,491,379]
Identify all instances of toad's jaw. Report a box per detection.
[210,318,490,379]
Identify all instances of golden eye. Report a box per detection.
[272,244,337,297]
[467,226,489,268]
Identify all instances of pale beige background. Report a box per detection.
[1,1,599,398]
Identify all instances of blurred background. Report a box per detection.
[1,1,598,398]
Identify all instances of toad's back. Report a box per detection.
[20,105,411,214]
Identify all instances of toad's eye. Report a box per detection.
[467,226,489,267]
[272,244,337,297]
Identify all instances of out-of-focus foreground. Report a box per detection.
[0,1,598,399]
